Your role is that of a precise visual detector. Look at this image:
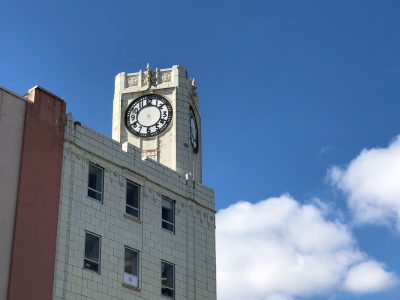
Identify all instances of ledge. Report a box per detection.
[124,213,142,224]
[122,282,141,292]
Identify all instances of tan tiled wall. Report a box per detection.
[53,115,216,300]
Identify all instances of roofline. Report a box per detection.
[0,85,66,104]
[0,85,29,102]
[28,85,65,102]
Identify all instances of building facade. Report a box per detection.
[1,65,216,300]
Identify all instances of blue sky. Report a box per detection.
[1,1,400,299]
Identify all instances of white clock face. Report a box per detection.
[189,106,199,153]
[125,94,173,137]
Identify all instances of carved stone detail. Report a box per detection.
[161,71,171,83]
[142,73,156,86]
[127,75,139,87]
[142,76,147,86]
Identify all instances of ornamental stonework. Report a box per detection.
[161,71,171,82]
[127,75,138,87]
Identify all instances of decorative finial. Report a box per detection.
[146,63,152,89]
[191,78,197,96]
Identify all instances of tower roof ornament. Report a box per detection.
[191,78,197,96]
[146,63,152,90]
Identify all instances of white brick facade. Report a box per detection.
[52,66,216,300]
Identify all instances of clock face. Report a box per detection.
[125,94,173,137]
[189,106,199,153]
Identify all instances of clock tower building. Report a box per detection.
[1,65,216,300]
[112,64,202,182]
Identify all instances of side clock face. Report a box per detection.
[125,94,173,137]
[189,106,199,153]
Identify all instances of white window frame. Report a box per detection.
[126,180,140,219]
[87,162,104,203]
[161,197,175,233]
[161,260,175,299]
[83,231,101,274]
[123,246,139,288]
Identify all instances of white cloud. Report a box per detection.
[216,195,397,300]
[328,136,400,229]
[344,261,398,293]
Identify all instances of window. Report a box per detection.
[161,261,174,298]
[88,163,103,202]
[126,180,140,218]
[124,247,139,287]
[162,197,174,232]
[84,232,100,273]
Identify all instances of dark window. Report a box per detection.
[162,197,174,232]
[161,261,174,298]
[88,163,103,201]
[84,232,100,273]
[124,247,139,287]
[126,180,140,218]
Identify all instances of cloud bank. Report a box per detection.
[216,195,397,300]
[329,136,400,229]
[344,261,398,294]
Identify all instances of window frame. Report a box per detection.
[161,196,175,233]
[161,260,175,299]
[123,246,139,288]
[83,231,101,274]
[87,162,104,203]
[126,179,140,219]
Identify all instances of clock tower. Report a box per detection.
[112,64,202,182]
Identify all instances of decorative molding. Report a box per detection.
[128,65,172,88]
[127,76,139,87]
[161,71,171,83]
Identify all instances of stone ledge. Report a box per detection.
[124,213,143,224]
[122,282,141,292]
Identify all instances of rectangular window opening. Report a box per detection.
[126,180,140,219]
[84,232,100,273]
[88,163,103,202]
[161,261,174,299]
[162,197,175,233]
[124,247,139,287]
